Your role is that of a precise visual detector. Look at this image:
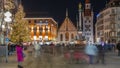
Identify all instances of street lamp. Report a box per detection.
[4,11,12,22]
[4,11,12,43]
[4,10,12,63]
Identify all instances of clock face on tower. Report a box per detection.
[86,4,90,9]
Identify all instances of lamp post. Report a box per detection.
[0,0,15,63]
[4,11,12,63]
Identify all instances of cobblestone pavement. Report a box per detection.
[0,50,120,68]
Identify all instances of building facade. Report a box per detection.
[82,0,94,44]
[24,18,58,42]
[95,0,120,42]
[95,0,120,43]
[57,10,77,44]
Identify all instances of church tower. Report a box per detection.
[83,0,94,43]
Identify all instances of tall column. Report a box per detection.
[78,3,82,31]
[78,3,83,40]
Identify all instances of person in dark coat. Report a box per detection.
[116,41,120,56]
[96,44,105,64]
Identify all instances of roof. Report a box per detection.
[24,17,57,25]
[58,16,77,32]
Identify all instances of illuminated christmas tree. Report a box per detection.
[10,4,31,43]
[4,0,15,10]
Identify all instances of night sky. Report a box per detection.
[22,0,110,24]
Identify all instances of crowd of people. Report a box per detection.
[6,40,120,68]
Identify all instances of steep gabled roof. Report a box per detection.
[58,16,77,32]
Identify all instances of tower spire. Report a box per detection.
[78,3,82,31]
[66,8,68,17]
[76,14,79,30]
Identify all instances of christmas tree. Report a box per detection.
[4,0,15,10]
[10,4,31,43]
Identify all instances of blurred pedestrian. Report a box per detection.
[116,41,120,56]
[96,44,105,64]
[73,50,84,64]
[64,51,71,63]
[50,42,55,55]
[85,43,98,64]
[34,41,40,57]
[8,43,12,55]
[27,43,33,55]
[16,41,24,68]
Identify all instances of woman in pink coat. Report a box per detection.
[16,43,24,68]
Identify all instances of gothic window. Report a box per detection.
[60,34,63,41]
[65,32,69,41]
[66,27,68,31]
[71,34,74,39]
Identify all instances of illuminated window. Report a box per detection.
[33,36,37,40]
[65,32,69,41]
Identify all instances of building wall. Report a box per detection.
[57,17,77,44]
[24,18,57,42]
[83,12,94,44]
[96,7,120,43]
[58,31,77,44]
